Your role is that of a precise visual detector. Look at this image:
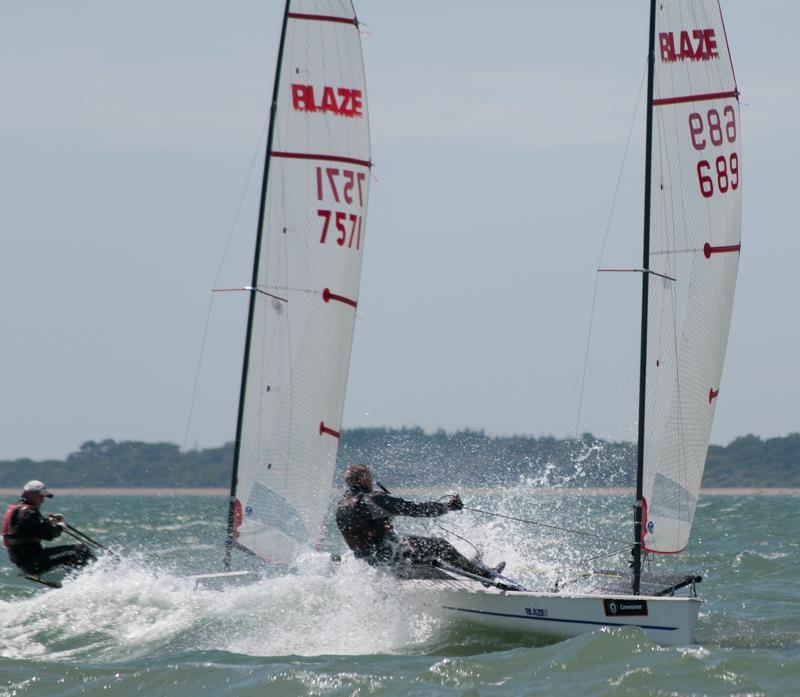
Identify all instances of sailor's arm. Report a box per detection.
[18,508,63,541]
[371,492,450,518]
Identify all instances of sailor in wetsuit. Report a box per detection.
[335,464,503,580]
[2,480,94,576]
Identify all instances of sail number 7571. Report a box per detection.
[316,167,366,206]
[688,107,739,199]
[315,166,366,250]
[317,210,363,249]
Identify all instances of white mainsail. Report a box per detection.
[230,0,371,564]
[642,0,741,553]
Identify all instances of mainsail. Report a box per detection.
[228,0,371,564]
[641,0,741,553]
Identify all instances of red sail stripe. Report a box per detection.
[319,421,341,439]
[322,288,357,308]
[641,497,649,543]
[231,499,243,541]
[709,388,720,403]
[272,150,371,169]
[704,242,741,258]
[287,12,357,26]
[653,89,738,106]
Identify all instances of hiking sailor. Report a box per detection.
[335,464,504,580]
[2,480,95,577]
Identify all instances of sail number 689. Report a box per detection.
[688,106,739,199]
[688,107,736,150]
[697,153,739,199]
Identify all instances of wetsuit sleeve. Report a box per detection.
[371,492,447,518]
[17,507,62,541]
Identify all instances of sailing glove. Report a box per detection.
[448,495,464,511]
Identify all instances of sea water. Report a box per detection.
[0,491,797,696]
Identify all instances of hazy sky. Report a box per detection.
[1,2,795,460]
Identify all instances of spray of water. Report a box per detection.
[0,550,448,663]
[0,443,636,665]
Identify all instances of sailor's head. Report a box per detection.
[21,480,53,506]
[345,464,373,493]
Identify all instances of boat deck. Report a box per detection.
[393,563,701,598]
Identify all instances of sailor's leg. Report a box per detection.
[404,535,493,578]
[9,548,50,576]
[34,544,95,574]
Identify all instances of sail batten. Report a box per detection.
[229,0,370,565]
[652,89,737,106]
[641,0,740,554]
[272,151,372,168]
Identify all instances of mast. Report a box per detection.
[632,0,657,595]
[224,0,292,570]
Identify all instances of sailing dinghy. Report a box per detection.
[215,0,371,575]
[417,0,742,646]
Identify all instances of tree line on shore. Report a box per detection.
[0,428,797,490]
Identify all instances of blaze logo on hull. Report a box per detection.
[291,84,364,118]
[659,29,719,63]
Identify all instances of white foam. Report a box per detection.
[0,489,625,662]
[0,552,444,662]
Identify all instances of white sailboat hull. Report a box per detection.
[427,584,700,646]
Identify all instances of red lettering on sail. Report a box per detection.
[318,209,364,249]
[659,29,719,62]
[315,167,366,207]
[347,89,363,117]
[291,84,364,117]
[291,84,315,112]
[659,32,676,62]
[321,86,338,113]
[702,29,718,58]
[696,153,739,199]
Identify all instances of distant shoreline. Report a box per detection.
[1,487,798,497]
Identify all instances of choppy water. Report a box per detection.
[1,492,797,696]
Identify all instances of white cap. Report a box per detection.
[22,480,53,498]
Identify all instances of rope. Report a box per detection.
[381,489,634,575]
[463,506,632,546]
[438,505,632,579]
[553,547,635,591]
[582,546,630,565]
[182,117,271,450]
[434,523,481,558]
[574,63,648,438]
[431,494,482,557]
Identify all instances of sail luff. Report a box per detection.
[225,0,292,570]
[633,0,659,596]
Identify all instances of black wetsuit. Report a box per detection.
[2,502,93,575]
[335,488,492,578]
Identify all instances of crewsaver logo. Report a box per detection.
[604,599,649,616]
[291,84,364,118]
[659,29,719,62]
